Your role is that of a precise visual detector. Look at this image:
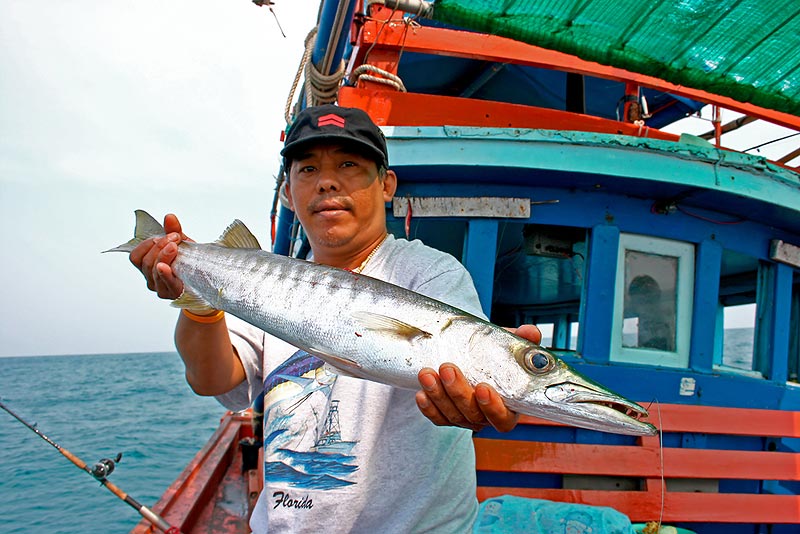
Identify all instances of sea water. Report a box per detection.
[0,352,224,534]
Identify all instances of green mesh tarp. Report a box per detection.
[432,0,800,116]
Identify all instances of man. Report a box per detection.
[131,104,540,532]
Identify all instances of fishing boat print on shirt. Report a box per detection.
[259,350,359,491]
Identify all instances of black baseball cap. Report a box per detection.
[281,104,389,168]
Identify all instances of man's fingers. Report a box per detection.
[418,366,487,431]
[505,324,542,344]
[475,383,519,433]
[516,324,542,344]
[439,365,487,426]
[152,241,184,299]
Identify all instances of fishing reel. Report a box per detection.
[90,452,123,481]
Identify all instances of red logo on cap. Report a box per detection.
[318,114,346,128]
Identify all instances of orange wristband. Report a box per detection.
[182,309,225,324]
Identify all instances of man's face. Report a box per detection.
[286,142,396,250]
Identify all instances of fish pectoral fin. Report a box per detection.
[322,363,360,379]
[304,345,362,371]
[351,311,433,342]
[323,353,362,370]
[216,220,262,250]
[171,286,217,314]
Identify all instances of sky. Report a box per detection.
[0,0,316,356]
[1,1,795,357]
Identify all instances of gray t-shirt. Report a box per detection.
[217,235,485,533]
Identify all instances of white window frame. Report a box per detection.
[610,234,694,368]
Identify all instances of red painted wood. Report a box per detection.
[474,439,658,476]
[475,403,800,525]
[338,87,679,140]
[130,412,252,534]
[356,7,800,131]
[516,403,800,438]
[475,438,800,481]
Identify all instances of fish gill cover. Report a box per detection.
[431,0,800,116]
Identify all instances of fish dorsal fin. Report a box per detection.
[351,311,433,342]
[216,220,261,250]
[171,286,217,314]
[104,210,165,253]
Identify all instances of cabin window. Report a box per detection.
[569,321,580,350]
[720,303,756,372]
[611,234,694,368]
[538,323,554,347]
[715,248,759,375]
[490,223,585,351]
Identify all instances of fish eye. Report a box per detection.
[523,348,555,374]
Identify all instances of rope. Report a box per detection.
[285,25,348,121]
[305,57,346,105]
[285,28,317,124]
[349,64,407,92]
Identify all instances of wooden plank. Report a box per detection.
[518,404,800,437]
[476,404,800,525]
[475,438,800,481]
[662,448,800,481]
[474,438,658,476]
[644,404,800,437]
[131,412,245,534]
[477,487,800,523]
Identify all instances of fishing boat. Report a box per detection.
[131,1,800,533]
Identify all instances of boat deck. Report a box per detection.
[130,412,260,534]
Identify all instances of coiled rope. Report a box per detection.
[349,64,407,92]
[284,27,346,123]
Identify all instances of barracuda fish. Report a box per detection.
[109,210,657,436]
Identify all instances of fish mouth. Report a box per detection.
[543,382,657,435]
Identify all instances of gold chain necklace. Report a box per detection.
[353,233,388,273]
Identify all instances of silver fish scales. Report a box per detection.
[109,210,657,436]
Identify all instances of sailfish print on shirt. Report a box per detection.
[256,350,359,490]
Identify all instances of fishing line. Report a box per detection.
[0,399,182,534]
[646,397,666,531]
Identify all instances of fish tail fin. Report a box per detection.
[103,210,165,253]
[216,220,262,250]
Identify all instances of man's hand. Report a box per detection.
[129,213,188,300]
[416,324,542,433]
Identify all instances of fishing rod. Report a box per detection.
[0,399,182,534]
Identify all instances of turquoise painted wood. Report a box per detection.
[388,127,800,220]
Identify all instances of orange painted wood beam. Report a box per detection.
[474,439,658,476]
[475,438,800,481]
[338,87,678,140]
